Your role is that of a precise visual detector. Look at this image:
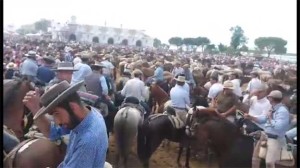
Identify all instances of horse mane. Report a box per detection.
[3,79,23,112]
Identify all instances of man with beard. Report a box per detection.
[23,81,108,167]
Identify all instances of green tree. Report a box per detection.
[168,37,183,48]
[239,44,249,52]
[153,38,162,48]
[182,38,196,51]
[16,24,37,35]
[218,43,227,53]
[229,26,247,51]
[254,37,287,57]
[205,44,216,54]
[194,37,210,53]
[34,19,51,32]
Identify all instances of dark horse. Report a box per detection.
[3,78,66,168]
[185,108,255,168]
[137,96,209,168]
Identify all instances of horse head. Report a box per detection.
[3,78,35,140]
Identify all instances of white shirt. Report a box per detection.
[121,77,148,102]
[208,83,223,99]
[248,96,271,128]
[231,79,242,97]
[101,60,115,76]
[246,78,262,93]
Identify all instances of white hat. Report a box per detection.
[175,76,186,82]
[223,81,234,90]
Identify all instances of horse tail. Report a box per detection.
[114,107,140,160]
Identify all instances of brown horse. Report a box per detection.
[3,78,66,168]
[4,78,34,140]
[149,83,169,113]
[186,108,255,167]
[4,138,66,168]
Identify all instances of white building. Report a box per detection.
[50,18,153,47]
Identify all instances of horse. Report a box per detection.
[4,137,67,168]
[186,108,296,168]
[113,103,144,168]
[3,78,34,141]
[148,83,169,113]
[3,78,67,168]
[184,108,255,167]
[137,97,209,168]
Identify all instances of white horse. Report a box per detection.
[113,106,144,168]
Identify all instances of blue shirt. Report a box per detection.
[37,65,55,83]
[71,63,92,84]
[154,67,164,82]
[20,58,38,77]
[170,84,190,109]
[100,75,108,95]
[256,103,290,138]
[51,107,108,168]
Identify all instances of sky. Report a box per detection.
[4,0,297,53]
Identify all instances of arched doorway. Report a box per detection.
[92,36,99,43]
[107,38,114,44]
[69,34,76,41]
[136,40,142,47]
[121,39,128,46]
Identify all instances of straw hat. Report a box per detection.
[175,76,186,82]
[52,62,78,71]
[223,81,234,90]
[7,62,16,69]
[33,80,84,120]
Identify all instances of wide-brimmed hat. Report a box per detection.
[223,81,234,90]
[33,80,84,120]
[253,82,268,92]
[175,76,186,82]
[7,62,16,69]
[43,55,55,63]
[91,62,106,68]
[267,90,282,99]
[52,62,78,71]
[183,64,189,69]
[25,51,37,57]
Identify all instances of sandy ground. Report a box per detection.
[106,134,219,168]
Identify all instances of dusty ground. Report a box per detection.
[106,133,219,168]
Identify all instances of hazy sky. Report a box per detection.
[4,0,296,53]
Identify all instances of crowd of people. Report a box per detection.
[3,37,297,167]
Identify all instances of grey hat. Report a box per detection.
[91,62,106,68]
[53,62,78,71]
[33,80,84,120]
[43,55,56,63]
[25,51,37,57]
[267,90,283,99]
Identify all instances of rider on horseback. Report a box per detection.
[121,69,151,118]
[169,75,190,124]
[19,51,38,83]
[84,62,117,114]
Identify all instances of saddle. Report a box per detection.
[120,102,145,117]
